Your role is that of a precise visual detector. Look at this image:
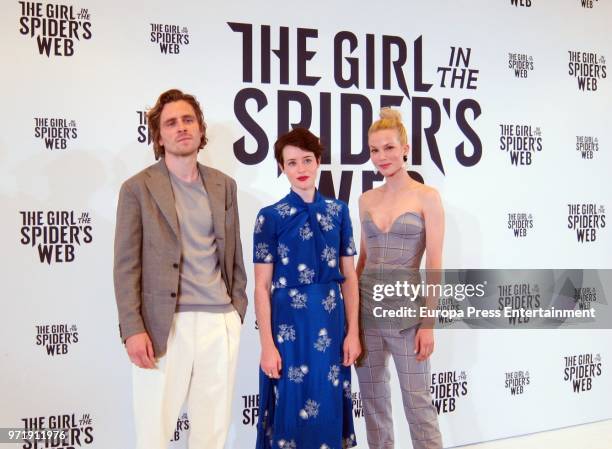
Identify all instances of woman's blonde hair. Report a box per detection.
[368,108,408,146]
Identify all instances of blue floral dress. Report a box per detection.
[253,189,357,449]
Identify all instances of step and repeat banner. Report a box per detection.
[2,0,611,448]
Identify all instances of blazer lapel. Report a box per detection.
[200,164,227,284]
[144,160,180,237]
[199,164,226,243]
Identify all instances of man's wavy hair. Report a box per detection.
[147,89,208,160]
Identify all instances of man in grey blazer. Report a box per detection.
[113,89,247,449]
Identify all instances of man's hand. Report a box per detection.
[343,332,362,366]
[126,332,156,369]
[414,327,434,362]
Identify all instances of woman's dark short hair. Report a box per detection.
[274,128,324,166]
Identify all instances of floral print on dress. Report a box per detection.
[254,214,265,234]
[317,213,335,232]
[253,190,357,449]
[278,243,290,265]
[277,324,296,343]
[277,439,296,449]
[256,243,272,262]
[299,222,314,240]
[297,264,315,284]
[288,365,309,383]
[346,236,356,256]
[273,276,288,291]
[322,289,337,313]
[328,365,340,387]
[289,289,308,309]
[314,328,331,352]
[321,245,337,268]
[343,380,352,399]
[275,202,296,218]
[299,399,320,419]
[325,200,342,217]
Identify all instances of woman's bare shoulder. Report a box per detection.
[416,183,443,212]
[416,183,440,198]
[359,186,384,204]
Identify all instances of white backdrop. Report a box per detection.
[2,0,611,448]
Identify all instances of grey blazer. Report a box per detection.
[113,159,248,357]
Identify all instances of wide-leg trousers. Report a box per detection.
[132,309,241,449]
[355,326,442,449]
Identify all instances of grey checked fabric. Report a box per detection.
[356,327,442,449]
[357,211,442,449]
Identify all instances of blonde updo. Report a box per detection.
[368,108,408,146]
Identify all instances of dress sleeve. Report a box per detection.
[253,208,277,263]
[339,202,357,257]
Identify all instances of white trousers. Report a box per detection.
[132,310,241,449]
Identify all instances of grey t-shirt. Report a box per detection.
[169,170,232,312]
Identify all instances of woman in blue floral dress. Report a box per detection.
[253,128,361,449]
